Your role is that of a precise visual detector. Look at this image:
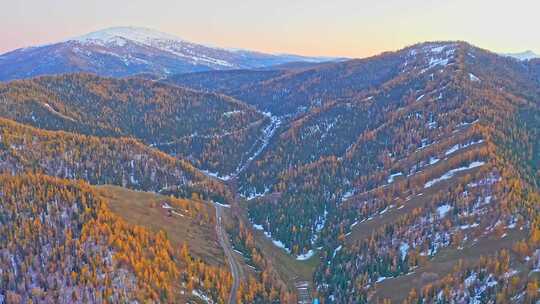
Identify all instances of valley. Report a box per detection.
[0,29,539,303]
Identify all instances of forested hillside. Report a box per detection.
[237,42,481,254]
[0,118,290,303]
[168,41,540,302]
[0,74,269,176]
[237,42,540,302]
[166,70,287,94]
[0,174,233,303]
[0,117,232,204]
[218,42,539,254]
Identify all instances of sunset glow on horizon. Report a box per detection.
[3,0,539,58]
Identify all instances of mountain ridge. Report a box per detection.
[502,50,540,61]
[1,38,540,303]
[0,26,339,81]
[0,73,272,175]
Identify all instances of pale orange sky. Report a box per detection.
[2,0,539,58]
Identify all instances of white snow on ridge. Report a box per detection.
[424,161,485,188]
[467,173,500,188]
[315,207,328,233]
[234,114,282,177]
[192,290,214,304]
[444,139,484,156]
[341,190,354,202]
[469,73,481,82]
[296,250,315,261]
[399,243,410,260]
[436,204,452,218]
[243,187,270,201]
[460,223,479,230]
[502,50,540,61]
[412,43,457,74]
[201,169,231,181]
[43,103,60,115]
[332,245,343,258]
[71,26,236,68]
[387,172,403,184]
[223,110,243,117]
[444,144,461,156]
[73,26,184,46]
[212,200,231,208]
[153,41,235,67]
[464,272,477,288]
[376,277,387,283]
[428,57,449,69]
[429,46,446,54]
[429,156,440,165]
[457,119,479,129]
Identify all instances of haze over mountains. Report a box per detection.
[1,26,540,303]
[0,26,339,81]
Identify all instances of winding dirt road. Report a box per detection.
[214,204,243,304]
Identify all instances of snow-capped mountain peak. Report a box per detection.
[0,26,337,81]
[72,26,184,46]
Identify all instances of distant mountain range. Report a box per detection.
[502,50,540,61]
[0,26,341,81]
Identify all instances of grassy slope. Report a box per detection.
[96,185,225,267]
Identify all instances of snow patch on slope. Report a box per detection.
[424,161,485,188]
[469,73,481,82]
